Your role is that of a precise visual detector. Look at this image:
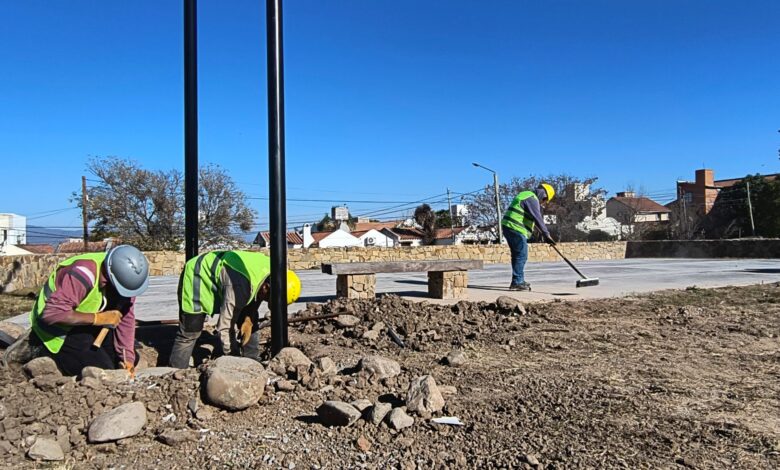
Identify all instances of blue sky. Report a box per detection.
[1,0,778,233]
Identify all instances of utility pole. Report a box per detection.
[81,176,89,252]
[746,181,756,236]
[184,0,199,261]
[447,188,454,240]
[493,172,502,244]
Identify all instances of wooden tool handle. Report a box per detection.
[93,328,110,348]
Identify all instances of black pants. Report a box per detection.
[31,326,133,377]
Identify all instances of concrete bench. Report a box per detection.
[321,259,483,300]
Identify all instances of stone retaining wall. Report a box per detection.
[625,239,780,259]
[0,241,626,293]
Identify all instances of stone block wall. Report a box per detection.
[625,239,780,258]
[336,274,376,299]
[428,271,468,299]
[0,241,627,293]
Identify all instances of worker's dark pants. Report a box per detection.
[168,311,262,369]
[30,326,134,377]
[503,226,529,285]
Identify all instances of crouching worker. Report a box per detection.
[29,245,150,376]
[168,251,301,369]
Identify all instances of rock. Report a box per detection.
[356,435,371,452]
[316,401,361,427]
[406,375,445,415]
[158,429,197,447]
[315,356,337,376]
[27,437,64,461]
[368,402,392,425]
[23,357,61,378]
[444,350,466,367]
[335,315,360,328]
[362,330,379,341]
[371,321,385,332]
[81,366,129,383]
[275,379,296,392]
[88,402,147,443]
[0,321,25,342]
[524,454,540,466]
[439,385,457,396]
[0,403,5,420]
[386,408,414,430]
[496,296,526,315]
[357,355,401,380]
[350,399,373,413]
[135,367,177,379]
[32,376,59,391]
[268,348,313,376]
[205,356,268,411]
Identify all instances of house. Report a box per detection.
[18,244,55,254]
[300,224,361,249]
[56,240,111,254]
[0,213,27,255]
[350,229,396,248]
[606,192,671,225]
[253,231,304,249]
[674,168,780,216]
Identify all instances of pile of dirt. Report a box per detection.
[1,284,779,468]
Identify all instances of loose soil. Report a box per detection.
[0,290,35,322]
[1,284,779,468]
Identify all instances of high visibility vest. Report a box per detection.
[501,191,538,238]
[180,251,271,315]
[30,253,106,354]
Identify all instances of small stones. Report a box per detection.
[134,367,177,379]
[315,356,337,376]
[157,429,198,447]
[357,355,401,380]
[406,375,445,415]
[275,379,296,392]
[443,350,466,367]
[27,437,64,461]
[356,435,371,452]
[316,401,362,427]
[368,402,392,425]
[350,399,372,413]
[386,408,414,430]
[81,366,129,383]
[496,296,526,315]
[23,357,61,378]
[205,356,268,411]
[88,402,147,443]
[335,315,360,328]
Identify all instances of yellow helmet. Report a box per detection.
[286,270,301,305]
[539,183,555,202]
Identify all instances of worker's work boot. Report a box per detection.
[509,282,531,292]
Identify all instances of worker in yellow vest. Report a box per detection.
[501,184,556,291]
[28,245,149,376]
[168,250,301,368]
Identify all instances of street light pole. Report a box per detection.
[472,162,503,244]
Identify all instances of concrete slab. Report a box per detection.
[7,258,779,326]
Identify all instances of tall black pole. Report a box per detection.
[267,0,288,354]
[184,0,199,261]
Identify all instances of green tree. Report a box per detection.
[434,209,453,229]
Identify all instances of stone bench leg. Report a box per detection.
[336,274,376,299]
[428,271,468,299]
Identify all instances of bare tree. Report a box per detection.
[79,157,256,250]
[413,204,436,245]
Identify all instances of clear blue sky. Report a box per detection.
[1,0,778,233]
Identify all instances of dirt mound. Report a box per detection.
[1,286,779,468]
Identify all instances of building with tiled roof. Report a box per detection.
[253,231,304,248]
[606,192,671,225]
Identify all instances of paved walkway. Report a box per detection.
[8,258,780,325]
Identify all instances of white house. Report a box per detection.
[0,213,28,255]
[352,229,396,248]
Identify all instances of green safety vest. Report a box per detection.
[180,251,271,315]
[30,252,106,354]
[501,190,538,238]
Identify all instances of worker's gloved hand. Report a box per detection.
[240,316,253,346]
[543,233,556,246]
[93,310,122,327]
[121,360,136,378]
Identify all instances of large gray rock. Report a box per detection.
[135,367,178,379]
[267,347,313,376]
[357,355,401,380]
[335,315,360,328]
[81,366,129,383]
[88,402,147,443]
[386,408,414,430]
[406,375,445,415]
[316,401,362,427]
[27,437,64,461]
[23,357,61,378]
[368,402,392,426]
[205,356,268,411]
[444,350,466,367]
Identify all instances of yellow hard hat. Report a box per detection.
[539,183,555,202]
[286,270,301,305]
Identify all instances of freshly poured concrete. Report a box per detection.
[8,258,779,325]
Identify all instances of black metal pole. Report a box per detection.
[184,0,199,260]
[266,0,288,354]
